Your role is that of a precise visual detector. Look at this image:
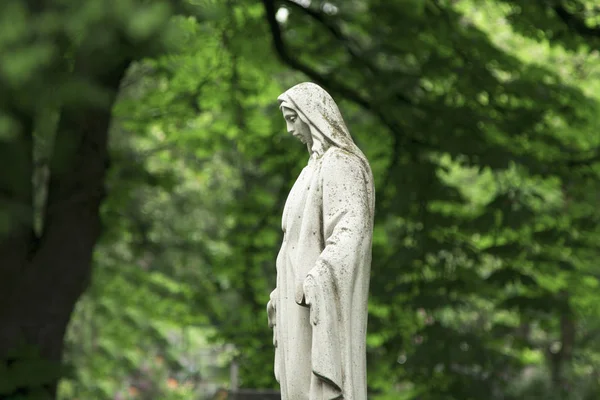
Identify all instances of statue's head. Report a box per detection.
[277,82,353,153]
[280,104,312,146]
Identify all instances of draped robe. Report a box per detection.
[270,144,374,400]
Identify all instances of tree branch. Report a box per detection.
[284,4,423,115]
[279,0,416,107]
[261,0,431,151]
[263,0,372,110]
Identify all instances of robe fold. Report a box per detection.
[271,145,374,400]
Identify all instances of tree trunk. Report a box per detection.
[546,290,575,393]
[0,52,130,399]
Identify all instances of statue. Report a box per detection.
[267,82,375,400]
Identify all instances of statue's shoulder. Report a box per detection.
[322,147,364,171]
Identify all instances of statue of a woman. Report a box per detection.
[267,82,375,400]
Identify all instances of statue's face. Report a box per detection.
[282,107,312,145]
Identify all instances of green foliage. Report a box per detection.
[14,0,595,398]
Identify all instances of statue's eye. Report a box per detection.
[289,117,296,122]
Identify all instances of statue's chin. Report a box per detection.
[293,134,311,147]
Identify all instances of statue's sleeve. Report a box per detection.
[308,150,371,285]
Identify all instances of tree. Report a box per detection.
[0,0,190,397]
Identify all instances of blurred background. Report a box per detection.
[1,0,600,399]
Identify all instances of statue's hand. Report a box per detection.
[303,276,319,326]
[267,289,277,328]
[267,289,277,347]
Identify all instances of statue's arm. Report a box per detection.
[301,151,372,321]
[318,151,372,266]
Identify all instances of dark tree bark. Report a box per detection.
[0,45,131,398]
[0,0,190,395]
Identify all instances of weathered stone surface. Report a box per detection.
[267,82,375,400]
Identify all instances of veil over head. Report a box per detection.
[277,82,374,206]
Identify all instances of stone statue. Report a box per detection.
[267,82,375,400]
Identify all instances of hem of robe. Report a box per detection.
[305,261,345,398]
[312,370,343,399]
